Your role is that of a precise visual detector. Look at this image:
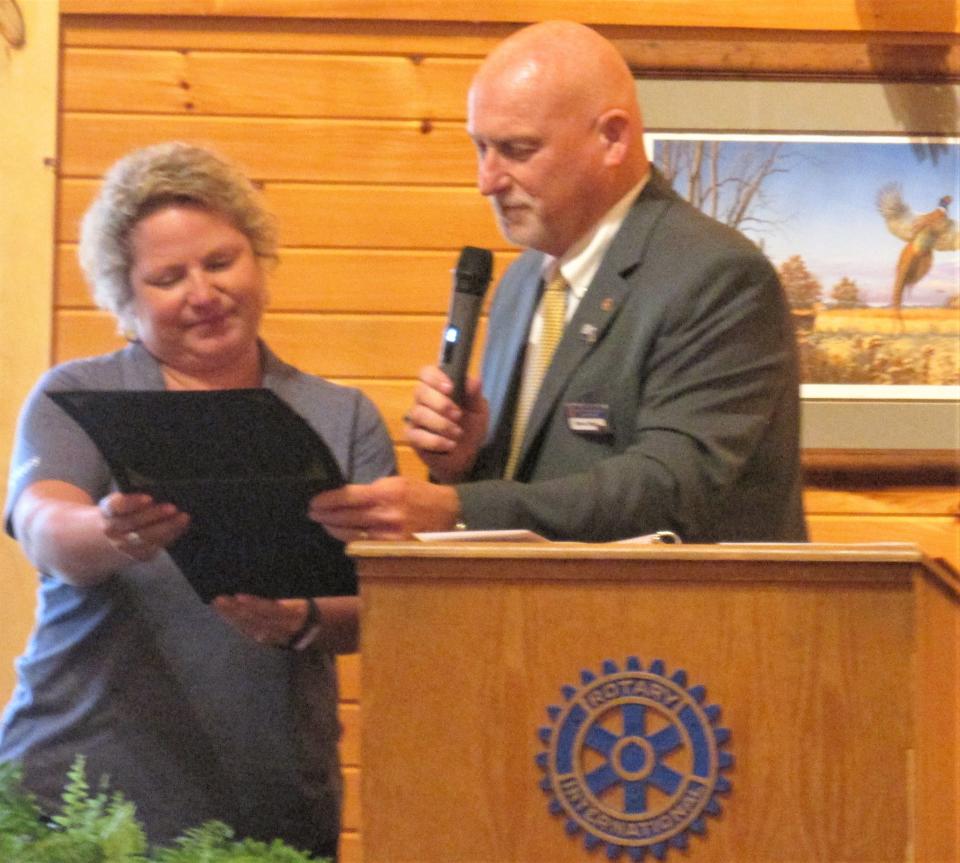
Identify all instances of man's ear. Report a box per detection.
[597,109,631,166]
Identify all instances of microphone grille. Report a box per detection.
[455,246,494,294]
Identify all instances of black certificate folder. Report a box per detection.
[47,388,353,602]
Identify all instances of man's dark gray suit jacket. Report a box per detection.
[456,171,807,543]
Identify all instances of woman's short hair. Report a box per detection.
[78,141,277,331]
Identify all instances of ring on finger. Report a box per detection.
[125,530,145,546]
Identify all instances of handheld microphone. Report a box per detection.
[438,246,494,405]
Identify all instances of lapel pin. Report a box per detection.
[600,297,615,312]
[579,324,599,344]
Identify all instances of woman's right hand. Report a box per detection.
[97,492,191,562]
[13,481,191,586]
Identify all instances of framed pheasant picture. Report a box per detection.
[647,134,958,387]
[639,78,959,457]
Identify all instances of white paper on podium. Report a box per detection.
[413,529,548,542]
[614,530,683,544]
[414,529,682,544]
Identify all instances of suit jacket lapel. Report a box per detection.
[515,174,678,473]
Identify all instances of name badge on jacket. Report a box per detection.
[564,402,610,435]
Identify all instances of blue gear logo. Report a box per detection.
[537,657,733,860]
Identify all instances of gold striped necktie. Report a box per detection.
[504,270,568,479]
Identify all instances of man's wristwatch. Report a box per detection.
[285,598,322,651]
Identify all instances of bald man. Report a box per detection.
[310,21,807,543]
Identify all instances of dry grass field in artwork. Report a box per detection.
[797,308,959,385]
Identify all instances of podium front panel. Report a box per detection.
[353,543,958,863]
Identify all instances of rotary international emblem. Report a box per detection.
[537,657,733,860]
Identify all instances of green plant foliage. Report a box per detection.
[50,756,148,862]
[0,761,47,840]
[154,822,318,863]
[0,758,329,863]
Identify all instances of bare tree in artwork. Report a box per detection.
[656,140,790,238]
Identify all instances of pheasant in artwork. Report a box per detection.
[876,184,959,310]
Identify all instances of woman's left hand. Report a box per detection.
[212,593,309,648]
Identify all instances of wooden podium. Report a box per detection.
[350,542,959,863]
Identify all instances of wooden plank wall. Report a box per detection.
[53,7,959,861]
[0,0,59,733]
